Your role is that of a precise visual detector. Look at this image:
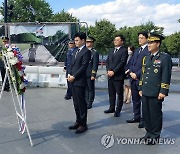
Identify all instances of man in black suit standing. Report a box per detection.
[126,32,149,128]
[85,36,99,109]
[68,32,91,134]
[104,34,128,117]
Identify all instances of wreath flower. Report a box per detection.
[4,44,28,94]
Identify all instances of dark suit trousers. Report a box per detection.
[85,78,95,105]
[66,80,72,97]
[142,96,163,139]
[131,80,141,120]
[108,79,124,111]
[72,84,87,126]
[0,67,9,89]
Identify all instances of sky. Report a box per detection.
[0,0,180,35]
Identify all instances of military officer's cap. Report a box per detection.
[1,36,9,42]
[68,39,75,44]
[86,36,96,42]
[148,33,165,42]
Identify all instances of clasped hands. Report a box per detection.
[130,72,137,80]
[107,71,115,77]
[67,74,75,82]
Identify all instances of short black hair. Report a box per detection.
[138,31,148,39]
[115,34,125,42]
[74,32,86,40]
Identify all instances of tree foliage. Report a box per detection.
[0,0,179,56]
[88,19,117,54]
[116,21,164,48]
[164,32,180,56]
[0,0,53,22]
[51,9,79,22]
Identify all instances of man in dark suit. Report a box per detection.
[104,34,128,117]
[0,36,10,92]
[126,32,149,128]
[63,39,76,100]
[85,36,99,109]
[139,33,172,145]
[68,32,91,134]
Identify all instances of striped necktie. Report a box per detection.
[75,49,80,58]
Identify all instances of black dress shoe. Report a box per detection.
[140,136,150,142]
[146,139,157,145]
[64,96,71,100]
[104,109,115,114]
[126,118,140,123]
[114,111,120,117]
[138,121,144,128]
[87,104,92,109]
[75,125,88,134]
[68,122,79,130]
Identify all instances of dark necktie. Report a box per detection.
[114,48,118,54]
[150,55,154,61]
[139,47,143,53]
[75,49,80,58]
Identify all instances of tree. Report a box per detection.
[164,32,180,56]
[51,9,79,22]
[117,21,164,48]
[88,19,117,55]
[0,0,53,22]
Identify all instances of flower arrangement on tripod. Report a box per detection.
[4,44,28,95]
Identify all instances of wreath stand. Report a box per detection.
[0,49,33,146]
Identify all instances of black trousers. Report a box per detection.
[72,84,87,126]
[142,95,163,139]
[131,80,142,120]
[108,79,124,111]
[0,67,9,90]
[85,78,95,105]
[65,80,72,97]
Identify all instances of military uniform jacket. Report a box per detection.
[138,52,172,97]
[106,46,128,80]
[64,47,77,77]
[86,48,99,78]
[69,46,91,87]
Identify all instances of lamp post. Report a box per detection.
[4,0,7,23]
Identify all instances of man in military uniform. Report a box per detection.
[0,36,10,92]
[85,36,99,109]
[139,33,172,145]
[63,39,76,100]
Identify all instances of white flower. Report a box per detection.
[6,52,14,58]
[7,47,12,52]
[20,83,25,89]
[9,57,18,65]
